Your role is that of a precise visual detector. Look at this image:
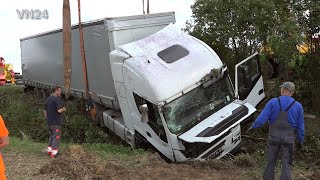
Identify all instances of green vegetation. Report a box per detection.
[0,86,149,164]
[0,86,111,144]
[0,83,318,179]
[2,136,148,163]
[2,136,46,154]
[185,0,320,113]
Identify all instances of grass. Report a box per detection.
[240,151,312,178]
[2,136,149,163]
[0,85,150,167]
[1,136,150,180]
[83,143,152,167]
[3,137,45,154]
[0,86,111,144]
[3,136,315,179]
[0,85,151,169]
[2,136,74,156]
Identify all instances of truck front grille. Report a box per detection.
[181,129,229,158]
[201,140,226,159]
[180,105,248,159]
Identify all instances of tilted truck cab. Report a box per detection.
[109,24,265,162]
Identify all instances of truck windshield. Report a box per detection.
[162,76,234,134]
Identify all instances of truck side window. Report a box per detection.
[238,56,261,99]
[248,56,261,80]
[242,56,260,82]
[133,93,168,143]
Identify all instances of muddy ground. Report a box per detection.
[3,146,319,180]
[4,117,320,180]
[3,146,262,180]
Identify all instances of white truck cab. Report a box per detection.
[109,23,265,162]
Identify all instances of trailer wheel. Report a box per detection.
[41,89,49,100]
[34,88,41,100]
[24,86,33,94]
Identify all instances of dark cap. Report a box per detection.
[279,82,295,92]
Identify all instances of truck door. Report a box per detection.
[235,52,265,107]
[122,63,174,161]
[131,93,175,161]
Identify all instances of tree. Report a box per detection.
[186,0,320,111]
[292,0,320,112]
[185,0,278,69]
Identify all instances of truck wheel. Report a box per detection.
[134,132,148,150]
[98,111,104,128]
[91,108,99,126]
[92,103,106,127]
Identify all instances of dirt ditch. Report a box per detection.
[37,115,320,180]
[38,145,261,180]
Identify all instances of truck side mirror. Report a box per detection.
[139,104,149,123]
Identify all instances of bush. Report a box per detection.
[0,86,111,144]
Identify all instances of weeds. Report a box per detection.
[0,86,111,144]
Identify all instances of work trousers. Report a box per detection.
[263,138,294,180]
[48,125,61,150]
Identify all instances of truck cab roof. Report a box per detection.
[118,24,224,103]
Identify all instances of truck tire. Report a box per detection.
[98,111,104,128]
[34,88,41,100]
[134,132,149,150]
[92,103,106,127]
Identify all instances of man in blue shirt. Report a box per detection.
[249,82,304,180]
[44,86,66,158]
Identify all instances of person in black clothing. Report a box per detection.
[44,86,66,158]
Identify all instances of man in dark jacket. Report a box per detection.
[249,82,304,180]
[44,86,66,158]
